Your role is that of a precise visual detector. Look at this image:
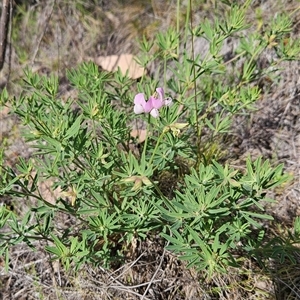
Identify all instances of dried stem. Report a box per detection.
[0,0,11,71]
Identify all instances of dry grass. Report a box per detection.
[1,0,300,299]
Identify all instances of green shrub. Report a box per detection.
[1,1,299,278]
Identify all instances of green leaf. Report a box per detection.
[65,116,82,139]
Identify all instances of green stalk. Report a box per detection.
[187,0,201,167]
[176,0,180,57]
[148,130,165,166]
[164,55,167,89]
[142,114,151,159]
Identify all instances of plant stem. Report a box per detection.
[149,131,165,166]
[188,0,201,167]
[142,115,151,159]
[176,0,180,57]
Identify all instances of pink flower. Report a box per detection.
[134,93,148,114]
[133,87,172,118]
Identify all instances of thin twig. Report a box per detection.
[6,0,13,87]
[141,246,167,299]
[0,0,11,71]
[31,0,55,65]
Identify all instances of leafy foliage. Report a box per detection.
[1,1,300,279]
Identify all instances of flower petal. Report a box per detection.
[149,96,163,109]
[164,97,173,107]
[134,93,146,106]
[156,87,164,101]
[144,99,154,113]
[150,108,159,118]
[134,104,144,114]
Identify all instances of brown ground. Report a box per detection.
[0,1,300,299]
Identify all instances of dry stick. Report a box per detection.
[31,0,55,65]
[141,247,167,300]
[0,0,11,71]
[90,252,160,299]
[6,0,12,87]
